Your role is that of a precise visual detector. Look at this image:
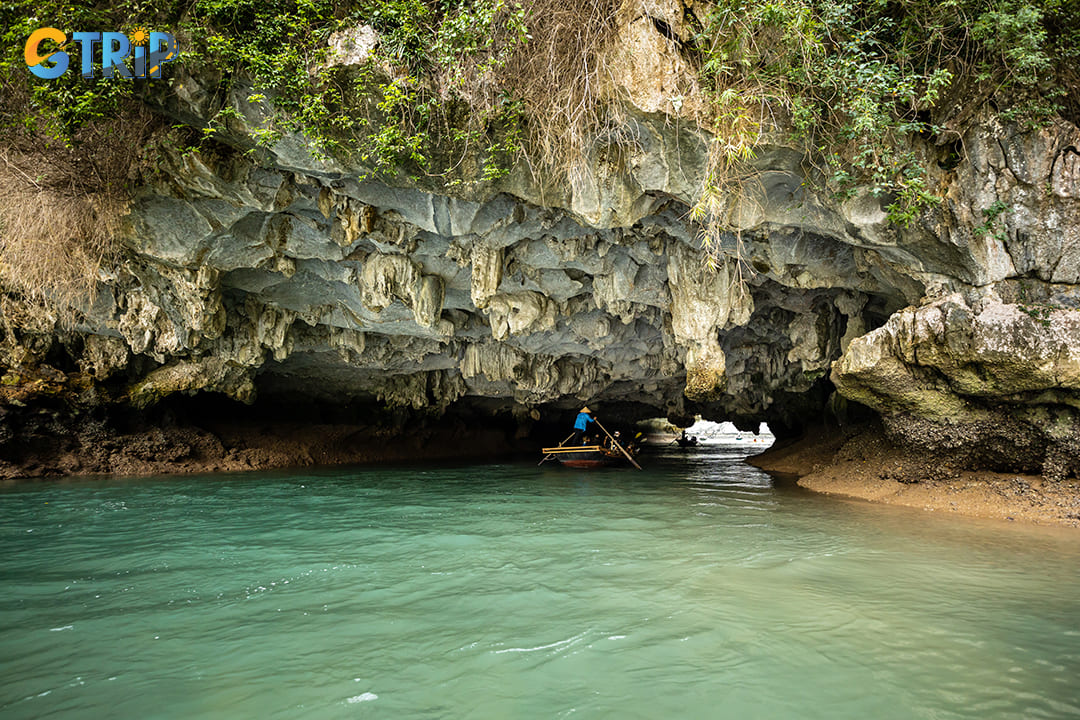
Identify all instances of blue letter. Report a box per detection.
[72,32,101,78]
[147,32,178,78]
[101,32,131,79]
[131,45,146,78]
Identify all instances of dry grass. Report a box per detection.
[0,94,157,328]
[498,0,621,173]
[0,166,122,313]
[431,0,621,181]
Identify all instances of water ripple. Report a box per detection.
[1,460,1079,719]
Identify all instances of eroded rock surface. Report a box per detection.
[3,6,1079,478]
[833,293,1080,479]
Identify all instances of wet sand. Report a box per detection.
[750,427,1080,528]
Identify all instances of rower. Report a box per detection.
[573,406,596,444]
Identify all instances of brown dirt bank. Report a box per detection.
[749,425,1080,529]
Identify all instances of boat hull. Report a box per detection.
[541,444,634,469]
[559,451,615,468]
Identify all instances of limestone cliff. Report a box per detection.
[2,1,1079,478]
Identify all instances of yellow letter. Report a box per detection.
[24,27,67,67]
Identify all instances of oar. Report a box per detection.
[538,432,576,466]
[594,418,643,470]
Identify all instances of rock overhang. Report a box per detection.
[95,154,916,439]
[6,36,1080,467]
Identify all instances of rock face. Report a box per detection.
[94,141,884,432]
[833,292,1080,479]
[3,7,1080,478]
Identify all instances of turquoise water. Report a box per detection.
[2,447,1079,719]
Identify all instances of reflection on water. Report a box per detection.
[1,448,1079,719]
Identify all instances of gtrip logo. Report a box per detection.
[25,27,179,79]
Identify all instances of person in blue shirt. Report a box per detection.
[573,406,596,444]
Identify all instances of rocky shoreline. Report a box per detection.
[750,427,1080,528]
[0,422,524,481]
[0,395,532,481]
[5,406,1080,532]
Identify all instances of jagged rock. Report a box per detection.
[129,357,256,408]
[377,369,466,410]
[469,245,503,310]
[359,252,445,329]
[2,9,1078,482]
[833,294,1080,417]
[667,244,753,401]
[608,12,699,118]
[485,292,557,341]
[832,294,1080,473]
[80,336,130,381]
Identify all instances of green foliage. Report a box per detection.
[971,0,1049,85]
[1,0,1074,209]
[434,0,528,74]
[1016,281,1058,327]
[360,0,438,66]
[974,199,1009,241]
[1019,302,1054,326]
[0,0,141,141]
[183,0,530,180]
[184,0,355,158]
[691,0,1071,228]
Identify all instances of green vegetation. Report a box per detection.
[0,0,1077,316]
[688,0,1077,239]
[182,0,537,180]
[974,199,1009,242]
[0,1,156,319]
[1015,279,1064,327]
[4,0,1074,200]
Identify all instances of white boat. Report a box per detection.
[681,420,774,446]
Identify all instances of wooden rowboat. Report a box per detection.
[540,444,635,469]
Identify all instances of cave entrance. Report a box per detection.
[638,417,775,449]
